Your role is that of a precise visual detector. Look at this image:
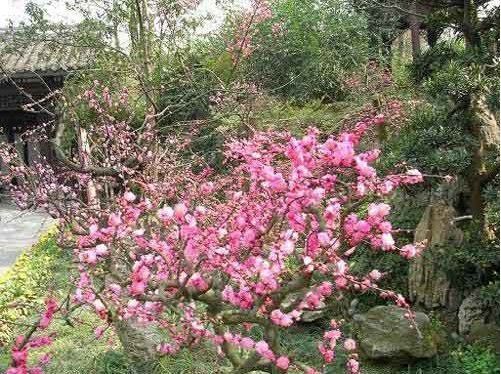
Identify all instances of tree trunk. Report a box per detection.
[114,318,161,369]
[468,93,500,234]
[460,0,499,235]
[77,127,98,206]
[426,26,441,48]
[463,0,481,50]
[409,2,421,61]
[381,32,393,68]
[108,257,163,366]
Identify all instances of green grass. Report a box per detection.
[0,229,72,371]
[254,99,349,135]
[0,229,70,344]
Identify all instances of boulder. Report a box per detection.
[408,202,464,310]
[458,288,499,352]
[458,288,497,336]
[353,305,438,361]
[115,319,163,363]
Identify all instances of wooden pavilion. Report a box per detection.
[0,30,89,165]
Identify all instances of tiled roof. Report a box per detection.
[0,30,91,76]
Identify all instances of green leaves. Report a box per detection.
[242,0,369,102]
[381,105,474,176]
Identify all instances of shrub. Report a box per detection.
[380,104,474,176]
[0,86,429,374]
[233,0,369,102]
[0,231,68,345]
[430,225,500,293]
[153,53,220,125]
[450,345,500,374]
[410,41,466,84]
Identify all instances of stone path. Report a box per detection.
[0,202,54,276]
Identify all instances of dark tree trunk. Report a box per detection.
[381,32,393,68]
[409,1,422,61]
[426,27,441,48]
[468,93,500,234]
[463,0,481,50]
[461,1,499,234]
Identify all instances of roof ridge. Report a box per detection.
[0,36,92,75]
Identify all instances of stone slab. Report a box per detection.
[0,202,54,276]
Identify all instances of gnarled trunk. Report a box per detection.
[468,93,500,235]
[110,259,162,366]
[114,318,161,367]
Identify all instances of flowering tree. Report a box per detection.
[226,0,273,68]
[0,83,427,374]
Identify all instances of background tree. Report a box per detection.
[379,0,499,311]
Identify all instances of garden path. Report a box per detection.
[0,202,54,276]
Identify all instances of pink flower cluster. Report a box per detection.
[38,298,58,329]
[7,327,54,373]
[57,120,423,372]
[2,87,427,373]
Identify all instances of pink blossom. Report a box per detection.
[368,203,391,219]
[406,169,423,183]
[303,256,313,266]
[343,338,357,351]
[240,337,255,349]
[335,260,347,275]
[281,239,295,254]
[381,233,395,250]
[157,206,174,220]
[379,221,392,233]
[1,101,425,373]
[318,343,335,363]
[347,358,360,373]
[187,273,209,292]
[94,326,106,339]
[335,276,348,289]
[380,180,395,194]
[373,113,385,125]
[317,231,330,247]
[255,340,269,355]
[93,299,106,317]
[317,281,333,297]
[124,191,136,202]
[174,203,188,220]
[200,182,214,194]
[276,356,290,370]
[157,343,176,354]
[270,309,293,327]
[108,213,122,227]
[28,336,52,348]
[400,244,420,259]
[79,250,98,265]
[369,269,382,281]
[95,244,108,256]
[39,298,57,329]
[38,353,51,366]
[305,368,321,374]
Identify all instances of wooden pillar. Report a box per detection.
[27,140,41,166]
[0,133,7,173]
